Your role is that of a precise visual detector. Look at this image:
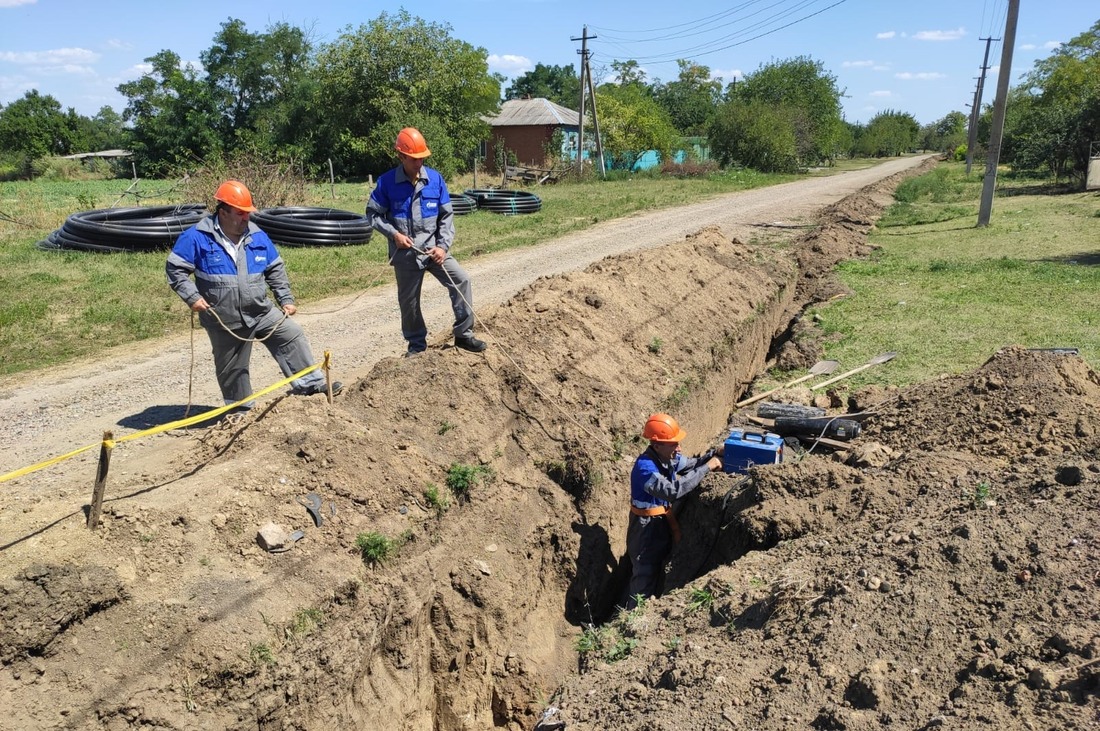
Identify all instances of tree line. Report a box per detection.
[1,13,1097,184]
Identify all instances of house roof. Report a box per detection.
[61,149,132,159]
[483,98,580,127]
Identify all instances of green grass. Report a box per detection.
[445,462,493,499]
[807,162,1100,388]
[0,170,793,376]
[355,531,396,565]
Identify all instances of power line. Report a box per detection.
[590,0,765,37]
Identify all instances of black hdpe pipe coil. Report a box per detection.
[37,204,208,254]
[451,193,478,215]
[463,188,542,215]
[250,207,373,247]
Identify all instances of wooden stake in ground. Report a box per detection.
[87,430,114,529]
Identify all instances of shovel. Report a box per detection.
[810,351,897,391]
[736,360,840,408]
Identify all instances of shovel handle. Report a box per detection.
[736,371,818,408]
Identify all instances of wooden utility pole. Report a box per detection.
[572,26,595,174]
[584,59,606,176]
[965,37,997,175]
[977,0,1019,227]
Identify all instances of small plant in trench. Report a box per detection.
[424,483,450,516]
[648,336,663,354]
[437,420,456,435]
[356,531,396,565]
[287,608,325,639]
[686,586,715,614]
[249,642,275,666]
[446,462,493,499]
[969,481,993,509]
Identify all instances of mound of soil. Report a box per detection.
[7,158,1095,731]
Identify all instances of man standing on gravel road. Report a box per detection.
[366,127,486,357]
[625,413,723,608]
[166,179,340,410]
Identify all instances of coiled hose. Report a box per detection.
[463,189,542,215]
[250,207,373,247]
[451,193,478,215]
[37,204,208,253]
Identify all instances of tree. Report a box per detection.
[593,83,678,169]
[505,63,580,108]
[610,60,647,88]
[118,50,221,173]
[708,99,799,173]
[854,110,920,157]
[730,56,845,165]
[920,111,968,153]
[653,59,723,135]
[0,90,74,160]
[1002,19,1100,182]
[313,10,500,178]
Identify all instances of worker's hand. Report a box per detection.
[706,456,723,471]
[190,297,210,312]
[282,303,297,316]
[393,232,414,249]
[427,246,446,265]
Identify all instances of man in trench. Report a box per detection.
[625,413,723,609]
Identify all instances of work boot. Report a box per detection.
[292,380,343,396]
[454,335,487,353]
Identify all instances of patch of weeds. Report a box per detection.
[249,643,275,666]
[287,608,324,639]
[663,374,700,409]
[749,576,767,589]
[969,481,993,509]
[424,483,450,516]
[139,533,155,544]
[437,420,456,435]
[665,636,681,653]
[576,598,646,668]
[686,586,715,614]
[647,337,663,354]
[198,556,211,567]
[446,462,493,500]
[355,531,396,565]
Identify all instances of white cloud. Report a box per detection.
[870,90,892,97]
[1043,41,1061,50]
[0,47,100,65]
[487,54,531,77]
[873,64,891,72]
[105,39,133,51]
[0,0,37,7]
[895,72,947,81]
[710,67,742,82]
[1020,43,1037,51]
[843,60,874,68]
[914,27,966,42]
[876,31,896,40]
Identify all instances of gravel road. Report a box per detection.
[0,156,931,483]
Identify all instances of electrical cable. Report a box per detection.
[463,189,542,215]
[37,204,207,253]
[250,207,373,247]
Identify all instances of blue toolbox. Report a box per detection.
[723,429,784,474]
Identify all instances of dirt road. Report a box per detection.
[0,156,931,484]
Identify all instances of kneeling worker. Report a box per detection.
[626,413,723,607]
[167,179,340,409]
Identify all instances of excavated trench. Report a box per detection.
[0,165,930,731]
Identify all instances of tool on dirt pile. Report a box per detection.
[810,351,897,391]
[735,360,839,408]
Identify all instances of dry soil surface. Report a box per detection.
[5,155,1095,731]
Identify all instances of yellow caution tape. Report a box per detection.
[0,361,323,484]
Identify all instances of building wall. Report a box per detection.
[486,126,558,172]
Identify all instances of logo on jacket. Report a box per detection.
[425,200,438,211]
[254,255,267,263]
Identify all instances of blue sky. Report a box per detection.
[0,0,1095,126]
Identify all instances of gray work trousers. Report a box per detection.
[393,255,475,352]
[203,306,324,405]
[624,512,673,608]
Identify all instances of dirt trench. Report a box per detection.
[0,163,934,731]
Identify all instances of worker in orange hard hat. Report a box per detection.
[365,127,486,356]
[166,179,341,410]
[624,413,723,608]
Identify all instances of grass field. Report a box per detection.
[2,161,1097,386]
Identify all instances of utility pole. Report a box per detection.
[977,0,1019,227]
[571,26,595,174]
[965,36,996,175]
[584,59,606,176]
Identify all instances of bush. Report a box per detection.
[660,159,720,178]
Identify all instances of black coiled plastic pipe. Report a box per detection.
[250,207,373,247]
[37,204,208,253]
[463,189,542,215]
[451,193,478,215]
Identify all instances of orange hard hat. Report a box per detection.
[214,180,257,212]
[395,127,431,159]
[642,413,687,443]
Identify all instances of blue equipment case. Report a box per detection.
[723,429,784,474]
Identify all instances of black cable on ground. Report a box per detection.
[451,193,478,215]
[250,207,373,247]
[463,188,542,215]
[37,204,208,253]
